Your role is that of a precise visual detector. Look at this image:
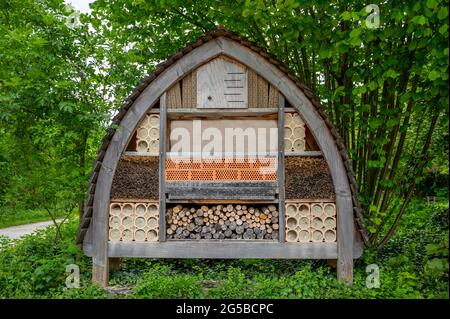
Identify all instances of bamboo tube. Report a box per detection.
[286,229,298,242]
[298,230,310,243]
[324,229,336,242]
[109,229,121,241]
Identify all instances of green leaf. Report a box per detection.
[437,7,449,20]
[349,28,361,38]
[428,70,440,80]
[425,0,438,9]
[384,69,400,78]
[342,11,352,21]
[439,24,448,35]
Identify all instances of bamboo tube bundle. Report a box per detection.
[166,204,279,240]
[108,202,160,242]
[135,114,160,154]
[284,112,306,153]
[284,201,337,243]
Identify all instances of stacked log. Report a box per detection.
[166,204,279,240]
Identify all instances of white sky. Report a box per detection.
[65,0,93,13]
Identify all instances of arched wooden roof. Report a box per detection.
[76,27,368,246]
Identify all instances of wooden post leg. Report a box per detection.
[336,195,354,286]
[92,256,109,287]
[109,257,122,272]
[337,257,353,286]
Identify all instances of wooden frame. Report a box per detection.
[88,36,355,286]
[159,93,167,242]
[83,241,363,259]
[277,95,286,242]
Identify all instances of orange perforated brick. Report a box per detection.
[216,170,239,180]
[178,159,202,170]
[166,170,190,180]
[202,159,226,169]
[165,159,178,170]
[191,170,214,180]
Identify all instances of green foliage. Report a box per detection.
[0,218,92,298]
[133,265,205,299]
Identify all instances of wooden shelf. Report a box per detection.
[167,108,279,117]
[285,151,322,157]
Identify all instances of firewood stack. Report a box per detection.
[166,204,279,240]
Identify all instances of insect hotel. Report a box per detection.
[76,28,368,286]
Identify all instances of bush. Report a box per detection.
[134,265,205,298]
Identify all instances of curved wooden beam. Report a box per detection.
[91,37,354,285]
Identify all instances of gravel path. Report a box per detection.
[0,220,62,240]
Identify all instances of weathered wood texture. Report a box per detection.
[83,240,364,259]
[197,57,248,108]
[159,93,167,241]
[166,181,278,201]
[277,95,286,242]
[108,241,339,259]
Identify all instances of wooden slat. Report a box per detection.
[167,108,278,116]
[159,93,167,241]
[277,94,286,242]
[84,240,364,259]
[168,189,277,201]
[285,151,323,157]
[108,241,339,259]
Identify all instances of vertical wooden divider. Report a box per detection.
[277,94,286,242]
[159,93,167,241]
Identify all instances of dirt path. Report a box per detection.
[0,220,62,240]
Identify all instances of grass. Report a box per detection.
[0,208,67,229]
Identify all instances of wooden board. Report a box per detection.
[277,95,286,242]
[166,181,278,201]
[197,57,248,108]
[107,241,339,259]
[84,239,363,259]
[159,93,167,241]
